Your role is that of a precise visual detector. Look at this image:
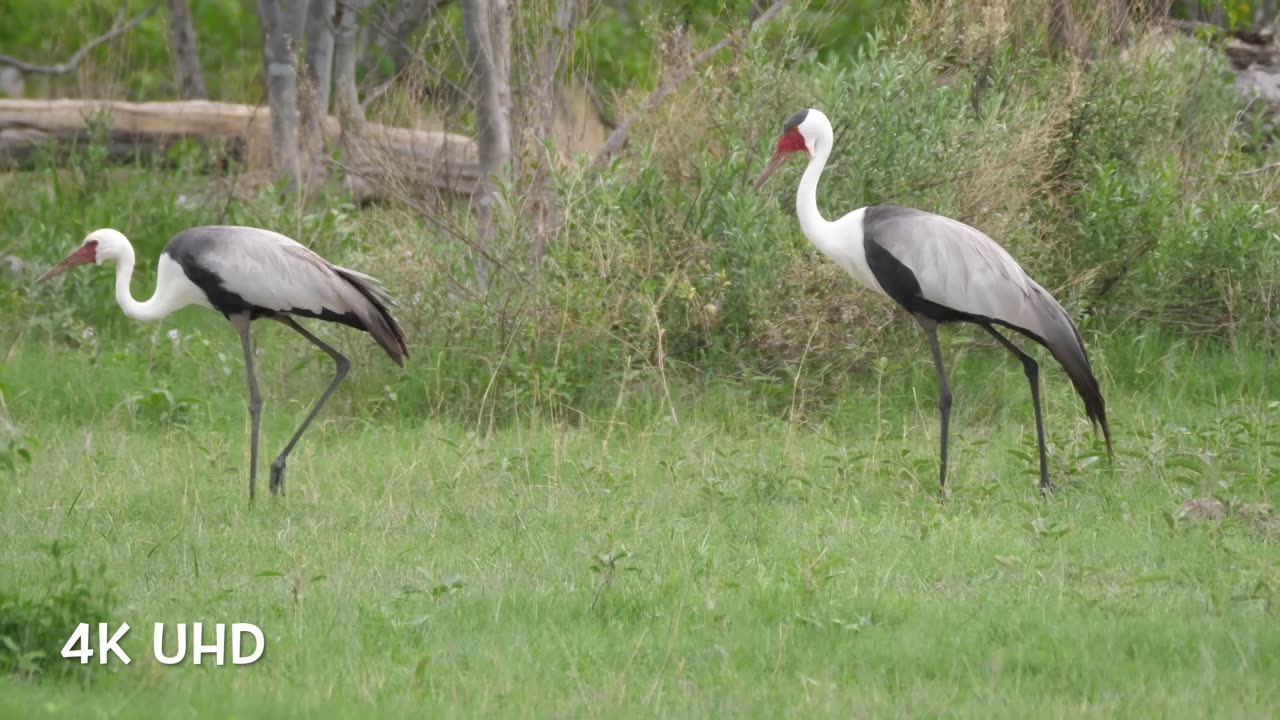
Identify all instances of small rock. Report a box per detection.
[1178,497,1227,521]
[1226,38,1278,70]
[1236,67,1280,106]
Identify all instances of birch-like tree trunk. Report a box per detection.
[165,0,207,99]
[492,1,511,132]
[333,0,367,159]
[461,0,511,291]
[300,0,335,184]
[304,0,335,115]
[258,0,302,191]
[283,0,308,47]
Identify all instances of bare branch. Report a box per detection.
[0,2,161,75]
[364,0,452,74]
[592,0,790,169]
[359,72,403,112]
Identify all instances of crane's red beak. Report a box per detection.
[753,149,792,191]
[37,243,97,283]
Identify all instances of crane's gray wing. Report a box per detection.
[168,226,367,314]
[165,226,407,364]
[862,206,1059,338]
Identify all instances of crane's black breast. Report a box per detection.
[164,230,258,319]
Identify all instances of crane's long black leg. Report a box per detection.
[232,314,262,501]
[268,316,351,495]
[981,324,1052,496]
[914,314,952,492]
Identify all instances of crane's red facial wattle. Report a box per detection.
[775,127,808,154]
[36,240,98,283]
[753,128,808,191]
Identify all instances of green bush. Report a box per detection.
[0,541,117,678]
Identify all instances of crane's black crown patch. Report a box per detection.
[782,109,809,133]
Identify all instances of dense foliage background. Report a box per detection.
[3,0,1277,426]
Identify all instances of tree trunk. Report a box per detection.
[165,0,207,99]
[492,1,511,133]
[528,0,578,266]
[1108,0,1131,45]
[300,0,335,185]
[283,0,308,48]
[333,0,366,159]
[1263,0,1279,25]
[257,0,302,191]
[461,0,511,291]
[1048,0,1086,59]
[304,0,335,115]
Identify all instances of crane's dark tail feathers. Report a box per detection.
[1029,303,1113,462]
[334,266,410,368]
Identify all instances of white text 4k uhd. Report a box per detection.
[61,623,264,665]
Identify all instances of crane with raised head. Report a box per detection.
[37,225,409,499]
[754,108,1112,494]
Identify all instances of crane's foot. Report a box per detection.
[1039,480,1057,498]
[269,460,287,496]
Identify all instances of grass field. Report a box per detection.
[2,323,1278,718]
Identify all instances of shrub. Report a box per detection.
[0,541,117,678]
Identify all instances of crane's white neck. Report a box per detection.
[795,133,836,255]
[112,241,172,322]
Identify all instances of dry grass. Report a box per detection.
[752,259,898,378]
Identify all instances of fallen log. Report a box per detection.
[0,98,480,201]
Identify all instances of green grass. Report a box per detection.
[2,329,1278,718]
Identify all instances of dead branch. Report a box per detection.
[364,0,453,74]
[0,2,161,75]
[592,0,790,169]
